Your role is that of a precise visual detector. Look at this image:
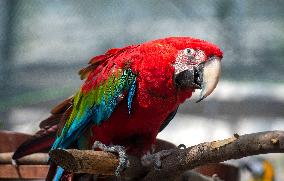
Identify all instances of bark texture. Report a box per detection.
[49,131,284,181]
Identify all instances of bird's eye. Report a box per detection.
[186,48,191,54]
[184,48,195,56]
[184,48,191,54]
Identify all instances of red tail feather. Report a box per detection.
[12,125,57,160]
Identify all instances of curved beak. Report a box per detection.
[196,57,221,103]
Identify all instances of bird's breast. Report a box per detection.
[90,95,178,146]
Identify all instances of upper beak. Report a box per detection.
[196,56,221,103]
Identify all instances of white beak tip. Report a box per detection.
[195,57,221,103]
[196,95,206,103]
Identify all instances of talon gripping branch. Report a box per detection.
[12,37,223,180]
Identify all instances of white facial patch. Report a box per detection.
[173,49,206,75]
[173,50,190,75]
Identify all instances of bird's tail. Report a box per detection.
[12,116,59,160]
[52,166,65,181]
[12,97,74,181]
[12,97,73,160]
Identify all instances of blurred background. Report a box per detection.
[0,0,283,180]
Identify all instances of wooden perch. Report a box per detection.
[49,131,284,181]
[0,165,49,179]
[0,152,48,165]
[50,149,120,175]
[0,153,49,179]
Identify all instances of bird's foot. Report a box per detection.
[141,144,186,169]
[141,149,174,169]
[92,141,129,177]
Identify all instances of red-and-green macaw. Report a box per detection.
[13,37,223,180]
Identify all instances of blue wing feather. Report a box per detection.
[51,68,137,180]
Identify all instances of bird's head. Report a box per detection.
[173,46,222,102]
[135,37,222,107]
[149,37,223,102]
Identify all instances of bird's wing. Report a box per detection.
[52,46,138,150]
[13,45,139,159]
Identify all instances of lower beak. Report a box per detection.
[196,57,221,103]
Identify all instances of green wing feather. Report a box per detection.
[51,67,137,150]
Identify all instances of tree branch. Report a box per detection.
[49,131,284,181]
[143,131,284,181]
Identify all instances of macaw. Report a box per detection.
[241,158,275,181]
[12,37,223,180]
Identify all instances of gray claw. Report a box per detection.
[141,149,174,169]
[92,141,129,176]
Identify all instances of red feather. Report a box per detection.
[13,97,73,159]
[14,37,222,158]
[12,125,57,159]
[13,37,223,180]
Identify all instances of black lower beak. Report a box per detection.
[174,66,203,89]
